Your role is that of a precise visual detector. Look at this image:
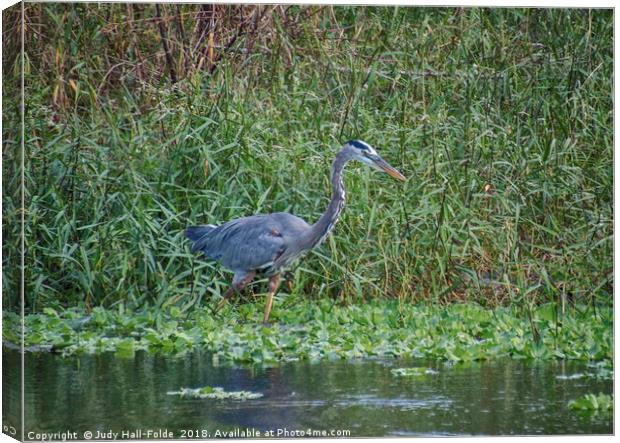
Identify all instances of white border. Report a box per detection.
[0,2,616,443]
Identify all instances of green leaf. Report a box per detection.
[114,338,135,359]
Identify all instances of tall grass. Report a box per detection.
[2,5,613,313]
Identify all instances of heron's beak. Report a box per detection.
[370,155,407,181]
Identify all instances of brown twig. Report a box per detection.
[155,3,177,83]
[175,4,191,76]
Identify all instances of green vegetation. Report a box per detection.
[167,386,263,400]
[2,5,613,315]
[568,393,613,416]
[3,301,612,364]
[391,367,438,377]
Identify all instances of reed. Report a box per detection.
[2,5,613,314]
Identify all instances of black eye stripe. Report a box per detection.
[347,140,370,151]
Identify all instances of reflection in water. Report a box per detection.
[2,349,613,437]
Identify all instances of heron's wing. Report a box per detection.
[200,215,289,271]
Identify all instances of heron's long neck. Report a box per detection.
[306,152,349,249]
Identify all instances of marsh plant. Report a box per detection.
[3,300,612,363]
[167,386,263,400]
[2,5,612,339]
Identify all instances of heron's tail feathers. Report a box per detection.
[185,224,217,253]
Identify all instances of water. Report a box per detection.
[3,349,613,438]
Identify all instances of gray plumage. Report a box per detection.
[185,140,406,322]
[186,213,310,282]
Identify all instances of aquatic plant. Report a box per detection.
[568,393,613,414]
[391,367,438,377]
[3,300,612,364]
[167,386,263,400]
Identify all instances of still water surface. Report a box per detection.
[3,349,612,438]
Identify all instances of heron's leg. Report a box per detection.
[215,271,256,312]
[263,273,281,324]
[214,286,236,312]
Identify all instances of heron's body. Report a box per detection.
[186,140,405,323]
[186,212,311,279]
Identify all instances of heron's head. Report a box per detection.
[343,140,407,181]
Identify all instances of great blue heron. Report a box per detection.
[186,140,406,323]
